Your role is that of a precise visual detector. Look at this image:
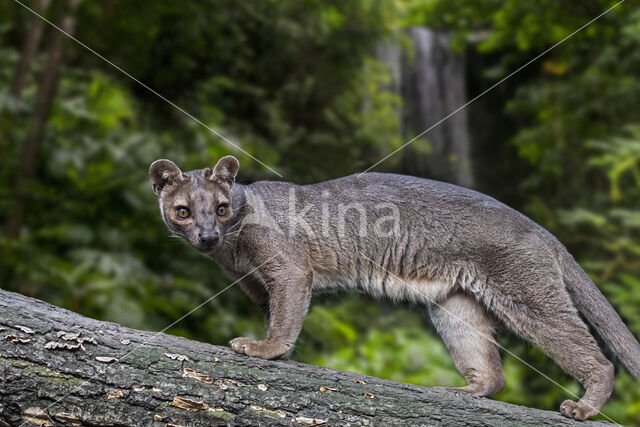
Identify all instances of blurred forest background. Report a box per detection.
[1,0,640,423]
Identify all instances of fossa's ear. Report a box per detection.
[208,155,239,188]
[149,159,186,195]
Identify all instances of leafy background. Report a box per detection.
[1,0,639,424]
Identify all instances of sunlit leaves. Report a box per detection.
[588,126,640,202]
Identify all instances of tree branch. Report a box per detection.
[0,289,609,426]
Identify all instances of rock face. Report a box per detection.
[0,289,609,426]
[377,27,474,188]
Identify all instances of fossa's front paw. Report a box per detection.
[229,337,291,360]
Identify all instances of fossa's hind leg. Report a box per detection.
[483,272,614,420]
[428,291,505,397]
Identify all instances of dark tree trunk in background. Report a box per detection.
[3,0,79,239]
[0,289,609,426]
[377,27,474,188]
[8,0,51,99]
[0,0,50,181]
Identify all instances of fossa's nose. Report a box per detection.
[198,229,219,246]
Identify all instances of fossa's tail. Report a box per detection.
[560,251,640,378]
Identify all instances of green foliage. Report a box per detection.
[299,298,463,387]
[1,0,640,424]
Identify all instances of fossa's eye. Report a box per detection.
[217,204,229,217]
[176,207,190,219]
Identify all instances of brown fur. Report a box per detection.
[150,156,640,421]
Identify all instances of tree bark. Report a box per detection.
[0,289,610,426]
[4,0,80,238]
[9,0,51,99]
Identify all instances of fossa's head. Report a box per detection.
[149,156,240,253]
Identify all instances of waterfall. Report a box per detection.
[377,27,474,188]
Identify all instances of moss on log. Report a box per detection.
[0,289,610,426]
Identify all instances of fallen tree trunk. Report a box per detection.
[0,289,609,426]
